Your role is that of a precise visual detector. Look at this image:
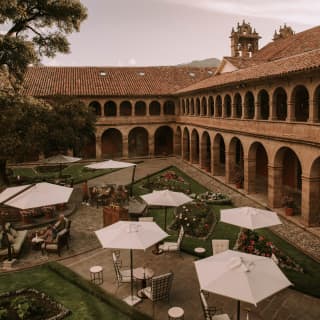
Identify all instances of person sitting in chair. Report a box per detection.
[52,214,67,236]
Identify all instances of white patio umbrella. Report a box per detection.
[220,207,282,230]
[140,189,193,230]
[43,154,81,176]
[0,182,73,209]
[85,160,136,196]
[95,221,168,305]
[194,250,292,320]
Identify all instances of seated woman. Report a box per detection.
[40,225,54,242]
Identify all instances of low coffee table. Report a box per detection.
[133,267,154,298]
[31,236,44,250]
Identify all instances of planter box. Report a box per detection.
[285,207,294,216]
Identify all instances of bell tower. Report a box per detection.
[230,20,261,58]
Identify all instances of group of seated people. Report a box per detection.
[89,184,129,206]
[37,214,69,243]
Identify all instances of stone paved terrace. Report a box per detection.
[1,157,320,319]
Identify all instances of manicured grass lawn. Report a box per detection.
[11,164,112,185]
[0,263,151,320]
[134,166,320,298]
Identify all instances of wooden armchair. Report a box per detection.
[41,229,69,256]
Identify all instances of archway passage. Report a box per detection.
[216,96,222,117]
[274,87,287,120]
[224,95,232,118]
[245,91,255,119]
[89,101,101,116]
[248,142,268,196]
[183,128,190,161]
[120,101,132,116]
[259,90,269,120]
[293,85,309,121]
[128,127,149,157]
[274,147,302,214]
[149,101,161,115]
[135,101,146,116]
[104,101,117,116]
[208,96,214,117]
[213,134,225,176]
[81,133,96,159]
[164,100,175,115]
[196,98,201,116]
[234,93,242,118]
[102,129,122,158]
[229,137,244,186]
[175,127,182,156]
[314,85,320,122]
[201,132,211,172]
[154,126,173,156]
[201,97,207,116]
[191,129,200,164]
[309,158,320,225]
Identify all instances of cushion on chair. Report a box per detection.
[120,269,132,282]
[141,286,152,299]
[159,242,178,251]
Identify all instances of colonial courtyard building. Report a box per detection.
[23,22,320,227]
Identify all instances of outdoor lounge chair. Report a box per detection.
[200,290,230,320]
[158,226,184,254]
[141,272,174,316]
[112,252,135,287]
[211,239,229,255]
[41,228,69,256]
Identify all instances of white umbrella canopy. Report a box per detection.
[85,159,136,170]
[95,221,168,305]
[141,189,193,230]
[194,250,292,320]
[220,207,282,230]
[43,154,81,164]
[2,182,73,209]
[0,185,31,204]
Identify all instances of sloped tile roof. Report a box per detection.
[22,66,216,97]
[177,49,320,94]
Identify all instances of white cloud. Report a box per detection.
[160,0,319,26]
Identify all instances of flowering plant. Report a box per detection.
[237,229,303,273]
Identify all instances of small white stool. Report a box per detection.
[168,306,184,320]
[90,265,103,285]
[194,247,206,258]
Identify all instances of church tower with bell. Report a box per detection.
[230,20,261,58]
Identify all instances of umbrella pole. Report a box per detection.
[237,300,240,320]
[130,165,136,197]
[130,249,134,301]
[164,207,167,231]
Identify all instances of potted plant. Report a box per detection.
[282,195,294,216]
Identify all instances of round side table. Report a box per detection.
[90,265,104,285]
[168,306,184,320]
[194,247,206,259]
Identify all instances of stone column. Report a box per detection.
[244,157,256,194]
[269,95,277,120]
[96,136,102,160]
[231,103,237,118]
[268,165,283,208]
[301,175,320,226]
[286,100,295,121]
[225,151,236,184]
[308,99,317,123]
[101,102,105,117]
[160,102,164,116]
[211,145,220,176]
[149,135,154,158]
[122,137,129,158]
[254,101,261,120]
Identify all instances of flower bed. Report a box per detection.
[0,288,70,320]
[196,191,231,205]
[236,229,304,273]
[171,200,216,238]
[142,170,191,193]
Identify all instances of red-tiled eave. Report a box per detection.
[22,66,216,97]
[177,49,320,95]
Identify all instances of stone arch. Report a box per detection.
[292,85,309,122]
[308,157,320,225]
[224,94,232,118]
[201,97,207,116]
[228,137,244,186]
[135,101,146,116]
[149,101,161,115]
[128,127,149,157]
[244,91,255,119]
[196,98,201,116]
[201,131,211,172]
[183,127,190,161]
[164,100,175,115]
[120,101,132,116]
[247,142,268,196]
[212,133,225,176]
[274,147,302,214]
[175,126,182,156]
[216,95,222,117]
[208,96,214,117]
[273,87,287,121]
[81,133,96,159]
[154,126,173,156]
[313,85,320,122]
[89,101,101,116]
[191,129,200,164]
[104,101,117,117]
[101,128,122,158]
[258,89,269,120]
[191,98,195,115]
[234,93,242,118]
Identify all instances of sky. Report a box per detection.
[41,0,318,67]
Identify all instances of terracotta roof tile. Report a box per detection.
[177,49,320,94]
[22,66,216,97]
